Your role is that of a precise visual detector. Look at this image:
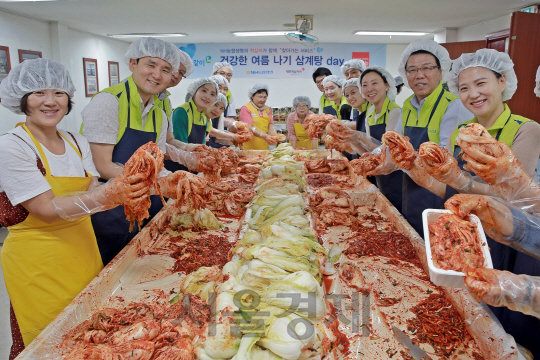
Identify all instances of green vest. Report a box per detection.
[449,104,531,154]
[401,83,458,144]
[82,76,164,144]
[226,89,232,105]
[367,97,401,126]
[156,90,172,120]
[319,93,334,113]
[328,96,349,120]
[174,100,209,138]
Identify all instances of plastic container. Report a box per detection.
[422,209,493,289]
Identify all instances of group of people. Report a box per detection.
[318,39,540,357]
[0,33,539,358]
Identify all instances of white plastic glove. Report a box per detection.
[365,146,399,176]
[224,118,249,133]
[209,128,239,146]
[168,138,204,152]
[465,269,540,318]
[165,143,202,171]
[251,127,277,145]
[52,174,149,221]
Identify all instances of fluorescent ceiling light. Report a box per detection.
[354,31,428,36]
[232,31,299,37]
[109,33,187,38]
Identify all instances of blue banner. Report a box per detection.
[176,43,386,79]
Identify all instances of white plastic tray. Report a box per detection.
[423,209,493,289]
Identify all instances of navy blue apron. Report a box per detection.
[207,116,227,149]
[92,83,165,265]
[354,108,377,186]
[402,90,445,237]
[369,110,403,213]
[445,115,538,356]
[444,115,517,272]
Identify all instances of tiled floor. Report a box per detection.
[0,227,11,359]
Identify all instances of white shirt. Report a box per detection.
[225,95,236,118]
[0,127,99,206]
[393,94,473,148]
[81,92,169,154]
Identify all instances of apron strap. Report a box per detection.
[20,123,52,176]
[495,113,513,141]
[7,133,47,176]
[425,88,446,127]
[125,81,132,129]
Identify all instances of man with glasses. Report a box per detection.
[212,61,236,120]
[312,67,334,114]
[395,39,472,236]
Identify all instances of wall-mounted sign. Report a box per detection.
[176,43,386,79]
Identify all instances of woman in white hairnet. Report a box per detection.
[239,83,277,150]
[287,96,316,149]
[212,61,237,120]
[0,59,153,355]
[206,93,230,148]
[394,75,404,96]
[322,75,352,120]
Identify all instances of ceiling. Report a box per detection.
[0,0,537,44]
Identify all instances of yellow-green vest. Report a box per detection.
[367,97,401,126]
[226,89,232,105]
[156,90,172,120]
[320,93,334,113]
[81,76,164,143]
[449,104,531,153]
[401,83,458,144]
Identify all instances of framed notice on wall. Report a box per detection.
[18,49,42,63]
[83,58,99,97]
[0,45,11,82]
[108,61,120,86]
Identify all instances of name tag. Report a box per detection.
[251,114,257,117]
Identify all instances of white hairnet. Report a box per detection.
[215,93,227,106]
[447,49,517,101]
[534,65,540,98]
[360,66,397,102]
[209,75,229,87]
[394,75,404,87]
[292,96,311,110]
[185,77,219,103]
[178,49,194,77]
[322,75,345,88]
[341,59,367,76]
[248,83,269,99]
[212,61,234,75]
[0,58,76,115]
[124,37,181,71]
[342,78,360,93]
[398,39,451,89]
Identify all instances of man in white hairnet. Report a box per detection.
[390,39,473,236]
[80,37,201,265]
[212,61,237,120]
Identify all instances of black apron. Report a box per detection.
[355,109,377,186]
[445,116,539,356]
[402,90,445,237]
[92,83,164,265]
[207,116,228,149]
[324,104,356,160]
[369,111,403,212]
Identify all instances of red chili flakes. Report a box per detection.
[406,292,469,357]
[343,231,422,268]
[306,174,353,188]
[169,234,234,274]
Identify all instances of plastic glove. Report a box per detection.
[346,130,382,154]
[168,138,204,152]
[166,143,205,171]
[52,174,149,221]
[445,194,540,259]
[458,139,540,201]
[365,145,400,176]
[209,128,239,146]
[465,269,540,319]
[252,127,277,145]
[224,118,249,132]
